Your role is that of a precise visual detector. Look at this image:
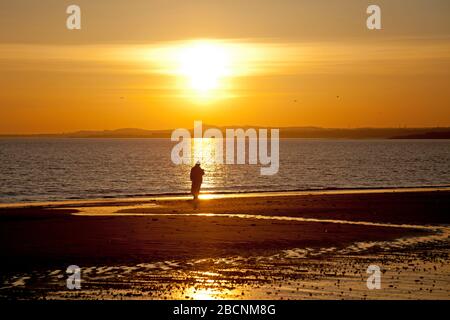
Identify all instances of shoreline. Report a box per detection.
[1,185,450,208]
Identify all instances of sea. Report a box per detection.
[0,138,449,203]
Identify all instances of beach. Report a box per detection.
[0,188,449,300]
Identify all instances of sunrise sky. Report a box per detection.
[0,0,449,134]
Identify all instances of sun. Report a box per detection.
[177,41,232,96]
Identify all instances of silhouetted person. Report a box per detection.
[190,162,204,200]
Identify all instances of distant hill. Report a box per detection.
[390,130,450,139]
[279,127,450,139]
[62,128,171,138]
[1,127,450,139]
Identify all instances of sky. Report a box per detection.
[0,0,449,134]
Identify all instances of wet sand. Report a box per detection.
[0,188,449,300]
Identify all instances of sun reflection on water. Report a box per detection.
[191,137,221,165]
[174,270,243,300]
[182,284,241,300]
[191,137,225,192]
[198,194,215,200]
[186,287,222,300]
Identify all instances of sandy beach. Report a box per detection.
[0,188,449,300]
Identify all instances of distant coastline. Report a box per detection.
[1,126,450,139]
[390,131,450,139]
